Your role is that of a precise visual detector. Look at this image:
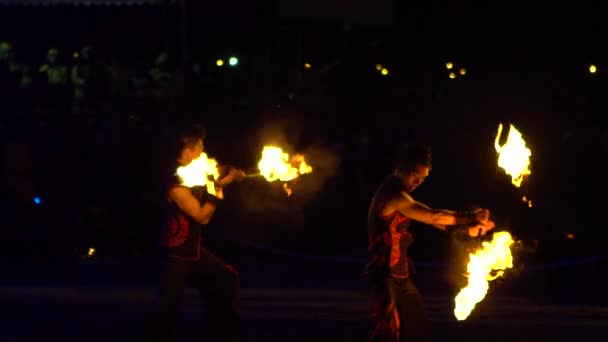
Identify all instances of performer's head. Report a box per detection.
[394,143,432,192]
[174,123,206,166]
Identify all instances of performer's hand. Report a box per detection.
[467,208,495,237]
[474,208,490,222]
[217,166,245,187]
[467,220,495,237]
[229,167,246,183]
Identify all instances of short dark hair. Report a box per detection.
[169,123,207,158]
[395,143,432,172]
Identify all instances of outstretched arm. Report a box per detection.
[385,191,495,236]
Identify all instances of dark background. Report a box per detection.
[1,2,607,339]
[1,1,607,341]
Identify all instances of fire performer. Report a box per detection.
[366,143,495,342]
[136,124,245,342]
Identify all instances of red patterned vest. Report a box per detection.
[366,175,415,279]
[162,177,207,261]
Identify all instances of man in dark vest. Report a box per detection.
[137,124,245,342]
[366,143,495,342]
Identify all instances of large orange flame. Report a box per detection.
[176,152,220,196]
[454,231,514,320]
[257,146,312,182]
[494,123,531,188]
[257,145,312,196]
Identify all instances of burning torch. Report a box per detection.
[453,122,533,321]
[245,145,313,196]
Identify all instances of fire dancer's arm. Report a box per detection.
[216,166,246,188]
[414,201,450,231]
[388,191,494,234]
[169,186,219,224]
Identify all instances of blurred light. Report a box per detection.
[73,52,79,58]
[304,62,311,70]
[33,196,41,205]
[449,72,456,79]
[381,68,389,76]
[216,59,224,67]
[459,67,467,75]
[88,247,96,257]
[375,64,383,71]
[589,64,597,74]
[446,62,453,69]
[228,56,239,66]
[566,233,575,240]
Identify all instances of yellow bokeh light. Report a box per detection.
[589,65,597,74]
[446,62,453,69]
[459,68,466,75]
[381,68,389,76]
[375,64,383,70]
[216,59,224,67]
[449,72,456,79]
[304,62,311,70]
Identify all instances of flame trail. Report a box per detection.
[454,231,514,320]
[494,123,531,188]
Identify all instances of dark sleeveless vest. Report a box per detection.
[162,175,209,261]
[366,175,415,279]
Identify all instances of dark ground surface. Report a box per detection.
[1,236,607,342]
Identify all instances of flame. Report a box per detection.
[176,152,220,196]
[282,183,293,197]
[495,123,531,187]
[454,231,514,320]
[257,146,312,182]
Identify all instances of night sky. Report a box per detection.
[1,0,606,260]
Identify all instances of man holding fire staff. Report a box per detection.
[366,143,496,341]
[136,123,245,342]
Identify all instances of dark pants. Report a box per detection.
[369,277,431,342]
[136,248,240,342]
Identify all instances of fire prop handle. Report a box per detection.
[244,173,264,178]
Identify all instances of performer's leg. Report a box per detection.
[395,278,431,342]
[135,259,192,342]
[193,248,240,342]
[368,277,399,341]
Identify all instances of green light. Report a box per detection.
[229,56,239,66]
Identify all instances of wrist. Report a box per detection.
[454,211,477,225]
[217,174,232,188]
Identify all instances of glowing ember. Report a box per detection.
[494,123,531,188]
[282,183,293,197]
[176,152,220,196]
[454,231,514,320]
[522,196,533,207]
[257,146,312,182]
